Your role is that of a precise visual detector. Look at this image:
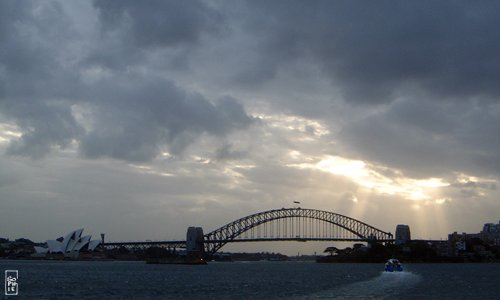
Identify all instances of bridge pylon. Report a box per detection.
[186,226,205,259]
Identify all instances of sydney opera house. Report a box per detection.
[33,228,101,258]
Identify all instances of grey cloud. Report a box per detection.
[0,0,76,89]
[341,98,500,177]
[0,0,83,158]
[199,0,500,178]
[0,1,56,76]
[444,177,497,201]
[233,1,500,104]
[79,76,254,161]
[2,0,500,247]
[88,0,224,70]
[0,1,253,161]
[2,0,500,180]
[214,143,248,161]
[93,0,223,48]
[207,1,500,178]
[5,101,84,158]
[450,180,496,192]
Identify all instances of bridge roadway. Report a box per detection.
[103,207,395,254]
[104,240,186,249]
[103,237,394,249]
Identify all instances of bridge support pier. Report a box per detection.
[186,227,205,261]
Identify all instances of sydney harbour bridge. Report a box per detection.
[104,207,394,256]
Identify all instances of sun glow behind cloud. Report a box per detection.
[0,123,22,144]
[289,155,449,201]
[256,113,330,140]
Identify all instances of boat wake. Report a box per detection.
[302,271,421,299]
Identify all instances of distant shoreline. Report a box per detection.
[2,257,499,264]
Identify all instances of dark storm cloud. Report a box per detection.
[217,0,500,177]
[80,76,253,161]
[341,98,500,177]
[341,101,459,177]
[2,0,500,178]
[0,0,83,157]
[4,101,84,158]
[93,0,222,48]
[2,0,500,243]
[234,0,500,104]
[0,0,252,161]
[88,0,223,70]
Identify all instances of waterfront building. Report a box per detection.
[447,221,500,257]
[481,221,500,246]
[447,232,480,256]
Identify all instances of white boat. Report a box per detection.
[384,258,403,272]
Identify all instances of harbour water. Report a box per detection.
[1,260,499,299]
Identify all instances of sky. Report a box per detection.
[1,0,499,255]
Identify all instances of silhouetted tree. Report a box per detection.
[324,246,338,256]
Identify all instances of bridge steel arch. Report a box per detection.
[203,208,393,255]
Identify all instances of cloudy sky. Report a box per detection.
[1,0,499,254]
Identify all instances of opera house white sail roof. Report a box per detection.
[34,228,101,257]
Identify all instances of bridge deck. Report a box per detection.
[104,237,394,248]
[209,237,394,243]
[104,241,186,248]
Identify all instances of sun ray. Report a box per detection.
[289,155,449,202]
